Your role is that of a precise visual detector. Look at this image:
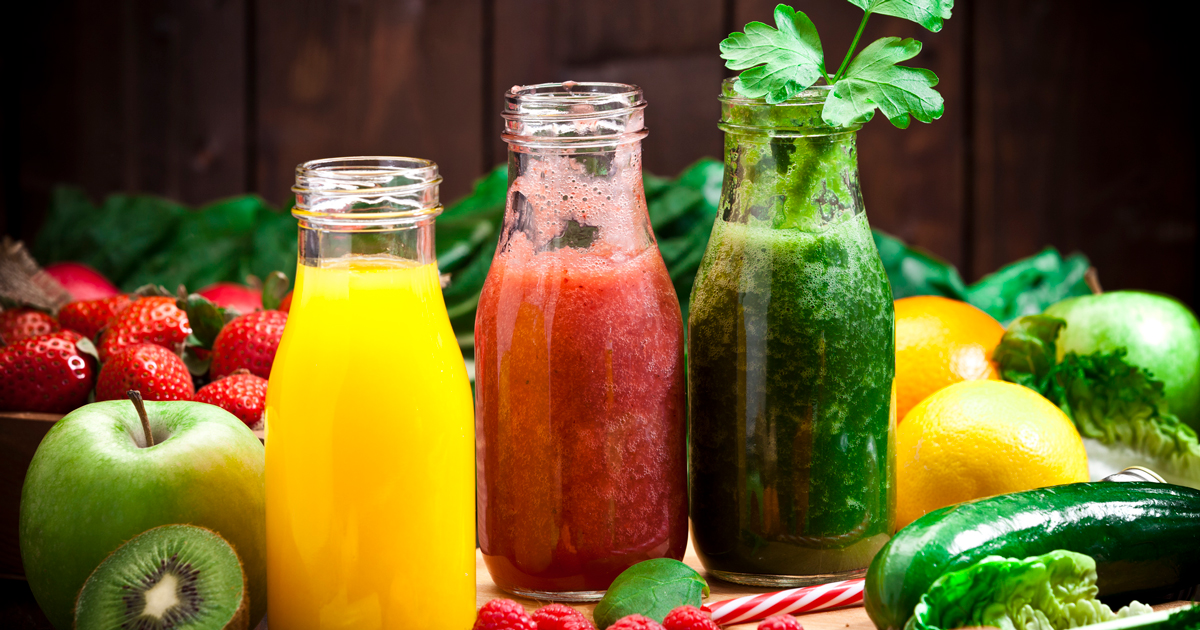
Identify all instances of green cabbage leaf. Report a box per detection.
[994,315,1200,488]
[905,550,1151,630]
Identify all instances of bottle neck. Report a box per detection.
[720,127,862,231]
[501,140,652,257]
[291,157,443,268]
[298,217,437,268]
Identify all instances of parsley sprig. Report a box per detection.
[720,1,952,128]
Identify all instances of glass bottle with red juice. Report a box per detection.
[475,82,688,602]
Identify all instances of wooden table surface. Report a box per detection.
[476,542,873,630]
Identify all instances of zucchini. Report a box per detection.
[864,482,1200,630]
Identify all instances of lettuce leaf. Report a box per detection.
[994,316,1200,488]
[906,550,1152,630]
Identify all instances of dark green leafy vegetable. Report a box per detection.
[871,230,967,300]
[592,558,709,629]
[965,247,1091,323]
[720,2,950,125]
[34,188,296,294]
[906,550,1151,630]
[994,315,1200,488]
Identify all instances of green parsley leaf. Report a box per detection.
[720,4,824,104]
[846,0,954,32]
[822,37,943,129]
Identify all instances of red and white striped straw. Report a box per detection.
[701,578,865,626]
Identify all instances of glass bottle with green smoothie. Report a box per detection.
[688,78,896,587]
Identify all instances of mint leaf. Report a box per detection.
[847,0,954,32]
[822,37,943,129]
[720,4,824,104]
[593,559,709,629]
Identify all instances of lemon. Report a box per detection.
[896,379,1089,529]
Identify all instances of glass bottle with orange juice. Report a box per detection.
[265,157,475,630]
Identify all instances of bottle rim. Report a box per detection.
[292,156,442,225]
[719,78,860,135]
[502,81,648,149]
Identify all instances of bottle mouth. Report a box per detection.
[719,78,858,134]
[292,157,442,226]
[502,81,648,149]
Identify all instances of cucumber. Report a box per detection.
[864,482,1200,630]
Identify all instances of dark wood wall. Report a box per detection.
[4,0,1196,304]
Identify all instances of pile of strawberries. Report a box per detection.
[473,600,803,630]
[0,270,293,429]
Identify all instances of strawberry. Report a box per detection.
[98,296,191,361]
[278,291,293,313]
[210,310,287,379]
[95,343,195,402]
[0,330,96,412]
[0,308,59,344]
[57,295,134,339]
[194,370,268,428]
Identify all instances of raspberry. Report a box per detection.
[474,598,537,630]
[532,603,595,630]
[757,614,804,630]
[663,606,719,630]
[608,615,666,630]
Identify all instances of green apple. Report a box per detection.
[19,397,265,630]
[1044,291,1200,430]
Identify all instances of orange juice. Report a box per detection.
[265,256,475,630]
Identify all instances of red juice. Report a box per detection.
[475,240,687,596]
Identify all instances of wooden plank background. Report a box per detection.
[2,0,1195,305]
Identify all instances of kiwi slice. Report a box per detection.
[74,524,249,630]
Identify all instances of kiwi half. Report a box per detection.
[74,524,248,630]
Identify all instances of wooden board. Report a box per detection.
[477,543,1196,630]
[476,542,874,630]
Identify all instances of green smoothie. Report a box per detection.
[687,83,895,584]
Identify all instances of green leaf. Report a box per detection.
[992,315,1066,395]
[871,229,968,300]
[906,550,1151,630]
[1050,350,1200,489]
[33,187,187,287]
[261,271,290,311]
[178,294,227,349]
[965,248,1091,323]
[593,559,709,629]
[720,4,825,104]
[822,37,943,129]
[846,0,954,32]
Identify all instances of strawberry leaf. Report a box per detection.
[182,346,213,377]
[179,294,227,349]
[720,4,825,104]
[75,337,100,363]
[133,284,173,298]
[262,271,289,311]
[822,37,943,129]
[846,0,953,32]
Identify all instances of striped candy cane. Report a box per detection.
[701,578,865,626]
